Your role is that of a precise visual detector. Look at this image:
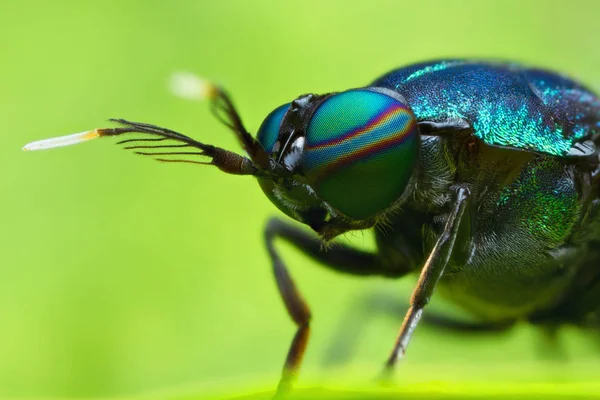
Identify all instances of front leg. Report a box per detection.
[264,217,411,396]
[385,185,471,371]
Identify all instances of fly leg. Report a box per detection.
[384,185,471,374]
[323,293,514,367]
[264,217,406,396]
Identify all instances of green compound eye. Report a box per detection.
[302,89,419,220]
[257,103,290,153]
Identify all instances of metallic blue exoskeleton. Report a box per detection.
[370,61,600,322]
[375,60,600,156]
[25,59,600,394]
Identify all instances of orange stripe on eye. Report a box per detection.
[316,119,417,178]
[309,104,407,150]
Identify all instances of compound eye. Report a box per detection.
[302,89,419,220]
[257,103,290,153]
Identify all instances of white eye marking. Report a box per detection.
[23,130,100,151]
[283,136,305,169]
[283,149,301,169]
[169,72,217,101]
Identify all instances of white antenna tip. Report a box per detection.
[23,130,100,151]
[169,72,216,101]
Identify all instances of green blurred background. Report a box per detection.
[2,0,600,398]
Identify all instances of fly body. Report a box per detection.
[24,60,600,395]
[372,61,600,324]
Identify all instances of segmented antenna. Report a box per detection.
[169,72,270,169]
[22,72,269,177]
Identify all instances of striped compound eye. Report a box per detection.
[302,89,419,220]
[257,103,290,153]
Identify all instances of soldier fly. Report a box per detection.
[24,60,600,395]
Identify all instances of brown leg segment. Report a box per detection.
[323,292,514,368]
[269,235,311,395]
[264,217,392,396]
[384,185,471,373]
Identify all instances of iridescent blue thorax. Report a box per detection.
[373,60,600,156]
[368,60,600,320]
